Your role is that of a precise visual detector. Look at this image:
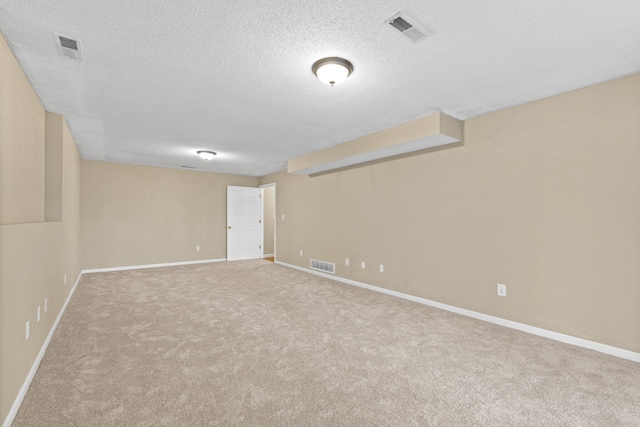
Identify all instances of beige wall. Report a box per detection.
[0,34,45,225]
[62,122,82,290]
[45,112,64,221]
[81,161,258,269]
[260,73,640,353]
[263,186,275,255]
[0,32,82,422]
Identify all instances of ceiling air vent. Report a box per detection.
[53,32,83,61]
[386,12,429,43]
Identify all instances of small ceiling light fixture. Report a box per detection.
[197,150,217,160]
[312,57,353,86]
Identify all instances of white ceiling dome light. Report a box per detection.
[197,150,217,160]
[312,57,353,86]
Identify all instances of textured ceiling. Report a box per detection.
[1,1,639,177]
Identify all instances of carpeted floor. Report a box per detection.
[13,260,640,426]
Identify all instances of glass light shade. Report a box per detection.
[312,57,353,86]
[316,63,349,86]
[197,150,216,160]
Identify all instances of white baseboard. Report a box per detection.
[275,261,640,364]
[82,258,227,274]
[3,272,83,427]
[262,254,275,258]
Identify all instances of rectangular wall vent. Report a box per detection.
[310,259,335,274]
[53,32,83,61]
[386,12,430,43]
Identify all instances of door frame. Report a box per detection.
[258,182,276,260]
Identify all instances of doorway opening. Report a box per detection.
[260,183,276,262]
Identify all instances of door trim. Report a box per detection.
[258,183,276,261]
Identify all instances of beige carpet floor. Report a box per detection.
[13,260,640,426]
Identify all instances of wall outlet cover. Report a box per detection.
[497,283,507,297]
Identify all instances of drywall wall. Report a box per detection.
[0,116,82,427]
[81,162,258,269]
[260,73,640,353]
[0,33,45,225]
[263,186,275,255]
[45,112,64,221]
[0,31,82,423]
[61,120,82,290]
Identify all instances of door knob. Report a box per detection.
[228,226,231,229]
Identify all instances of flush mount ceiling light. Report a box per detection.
[312,57,353,86]
[197,150,217,160]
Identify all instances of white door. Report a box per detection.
[227,186,262,261]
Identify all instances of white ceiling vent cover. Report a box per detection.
[386,12,430,43]
[53,32,83,61]
[310,259,335,274]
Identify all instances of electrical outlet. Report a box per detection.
[379,264,384,272]
[44,298,48,312]
[361,261,365,269]
[26,321,30,340]
[497,283,507,297]
[282,214,285,220]
[299,250,303,256]
[37,306,41,322]
[196,245,200,251]
[345,258,349,266]
[64,274,67,285]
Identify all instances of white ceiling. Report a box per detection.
[1,1,639,177]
